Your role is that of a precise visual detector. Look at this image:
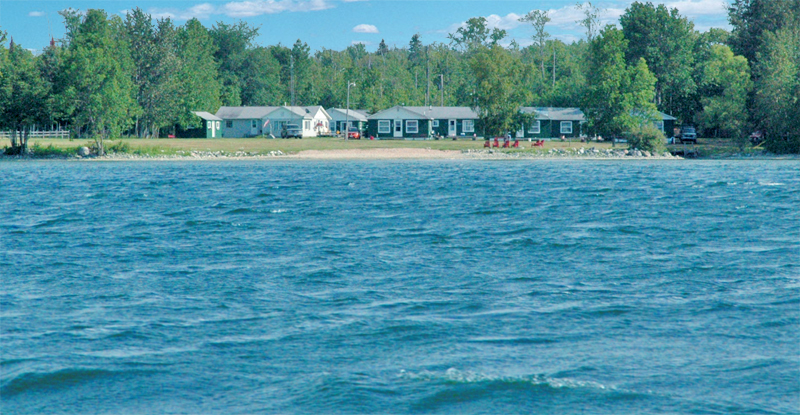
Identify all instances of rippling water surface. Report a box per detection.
[2,160,799,414]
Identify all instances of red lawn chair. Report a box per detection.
[493,137,500,148]
[502,140,510,148]
[484,140,491,148]
[532,140,545,147]
[512,140,519,148]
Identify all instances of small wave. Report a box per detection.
[400,368,613,391]
[1,368,146,397]
[270,209,288,214]
[467,336,557,345]
[758,181,784,186]
[225,208,255,215]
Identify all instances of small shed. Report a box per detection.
[518,107,586,139]
[655,111,677,137]
[184,111,222,138]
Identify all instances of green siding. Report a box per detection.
[519,119,582,139]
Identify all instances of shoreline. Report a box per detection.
[1,147,797,161]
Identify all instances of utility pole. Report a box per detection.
[552,46,556,89]
[440,74,444,107]
[425,52,430,106]
[290,54,296,106]
[345,82,355,140]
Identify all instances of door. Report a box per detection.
[394,120,403,138]
[448,119,457,136]
[250,119,258,136]
[516,124,524,138]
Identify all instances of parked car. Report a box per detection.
[749,130,765,145]
[281,124,302,139]
[347,127,361,139]
[676,126,697,144]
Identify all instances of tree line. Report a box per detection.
[1,0,798,154]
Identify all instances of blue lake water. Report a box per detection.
[1,159,799,414]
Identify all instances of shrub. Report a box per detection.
[30,143,77,157]
[627,124,666,153]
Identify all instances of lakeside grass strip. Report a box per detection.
[15,137,766,158]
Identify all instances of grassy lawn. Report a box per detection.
[25,136,623,155]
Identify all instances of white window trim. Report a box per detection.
[378,120,391,134]
[406,120,419,134]
[655,120,664,132]
[560,121,573,134]
[432,120,439,128]
[528,120,541,134]
[463,119,474,133]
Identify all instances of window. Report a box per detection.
[560,121,573,134]
[378,120,391,134]
[406,120,419,134]
[528,120,541,134]
[304,120,311,130]
[463,120,474,133]
[251,120,257,128]
[226,121,233,128]
[655,121,664,132]
[432,120,439,128]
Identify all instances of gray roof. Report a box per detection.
[404,106,479,119]
[368,105,478,120]
[657,111,677,121]
[192,111,222,121]
[520,107,586,121]
[280,106,330,119]
[327,108,369,121]
[215,106,278,119]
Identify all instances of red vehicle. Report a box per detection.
[347,127,361,139]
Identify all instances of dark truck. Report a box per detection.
[676,126,697,144]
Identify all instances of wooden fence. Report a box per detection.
[0,130,71,139]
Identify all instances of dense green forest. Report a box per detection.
[1,0,798,154]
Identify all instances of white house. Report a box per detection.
[262,106,332,138]
[215,106,332,138]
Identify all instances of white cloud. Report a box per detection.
[353,24,379,34]
[28,11,46,17]
[546,4,623,31]
[665,0,727,16]
[222,0,333,18]
[146,0,334,20]
[485,13,525,31]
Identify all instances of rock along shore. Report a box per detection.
[2,146,796,161]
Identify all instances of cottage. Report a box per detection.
[655,111,677,137]
[215,106,332,138]
[328,108,369,135]
[367,106,479,140]
[263,106,332,138]
[215,106,278,138]
[518,107,586,139]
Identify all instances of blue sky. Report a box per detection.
[3,0,730,54]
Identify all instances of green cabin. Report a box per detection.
[518,107,585,139]
[367,106,479,139]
